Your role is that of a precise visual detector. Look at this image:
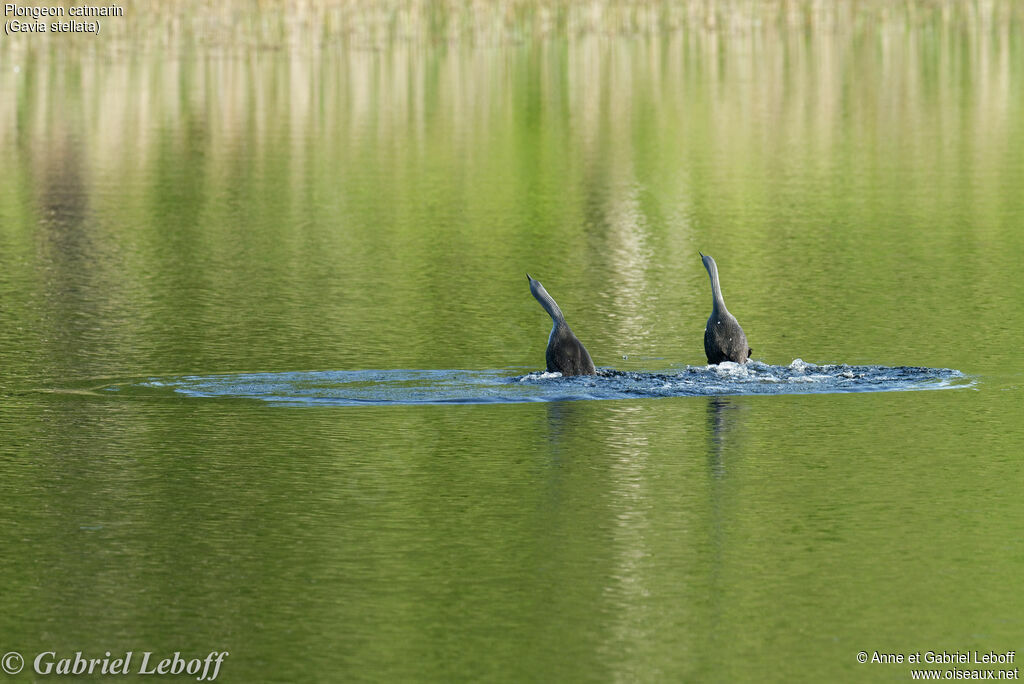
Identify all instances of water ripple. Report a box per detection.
[126,360,970,406]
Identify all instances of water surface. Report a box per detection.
[1,2,1023,682]
[119,361,970,406]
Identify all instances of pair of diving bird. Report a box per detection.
[527,253,751,376]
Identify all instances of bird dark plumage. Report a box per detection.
[526,273,596,376]
[699,253,751,364]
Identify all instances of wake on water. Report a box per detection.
[127,359,970,407]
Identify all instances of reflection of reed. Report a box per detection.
[2,2,1019,49]
[2,1,1017,186]
[1,0,1019,354]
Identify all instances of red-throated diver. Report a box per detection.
[700,253,752,364]
[527,273,596,376]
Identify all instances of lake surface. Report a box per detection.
[1,2,1023,681]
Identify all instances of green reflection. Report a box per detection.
[1,2,1023,682]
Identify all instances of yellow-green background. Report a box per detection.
[1,2,1022,681]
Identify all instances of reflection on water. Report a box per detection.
[2,2,1024,682]
[707,397,740,478]
[1,1,1021,383]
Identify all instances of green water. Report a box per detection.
[2,3,1023,681]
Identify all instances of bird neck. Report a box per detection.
[533,286,566,326]
[708,263,728,313]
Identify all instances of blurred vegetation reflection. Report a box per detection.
[1,0,1020,383]
[1,3,1023,682]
